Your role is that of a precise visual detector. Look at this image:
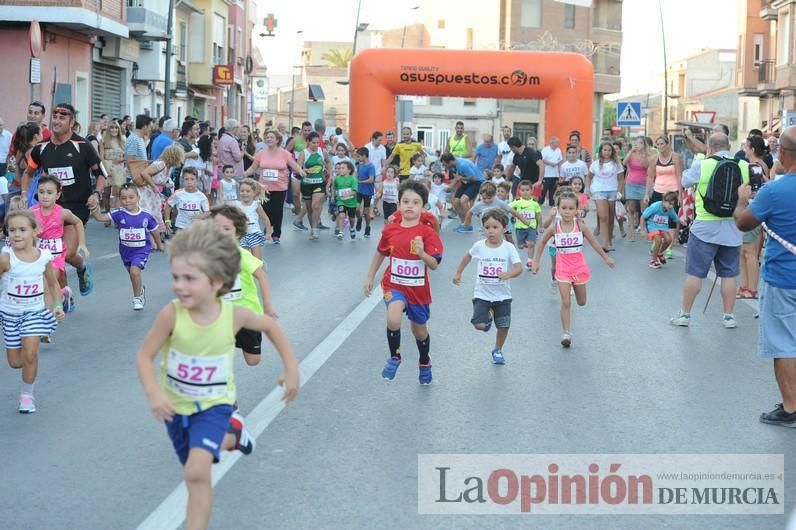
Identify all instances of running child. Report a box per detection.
[423,177,446,226]
[570,176,589,219]
[560,144,589,184]
[210,205,279,366]
[165,167,210,233]
[532,190,614,348]
[234,178,272,259]
[218,165,239,204]
[1,210,65,413]
[333,160,359,241]
[431,172,448,214]
[32,175,89,312]
[135,222,299,530]
[496,181,515,243]
[452,208,522,364]
[491,165,507,187]
[456,181,524,234]
[354,147,376,237]
[509,179,543,269]
[379,166,400,220]
[92,183,163,310]
[640,191,678,269]
[409,153,427,181]
[363,180,444,384]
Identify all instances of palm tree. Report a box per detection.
[320,48,353,67]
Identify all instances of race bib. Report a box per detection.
[521,211,534,221]
[390,257,425,286]
[478,259,507,285]
[179,203,201,216]
[554,232,583,254]
[50,166,75,187]
[383,185,398,202]
[120,227,147,248]
[6,276,44,307]
[38,238,63,256]
[337,187,355,200]
[652,214,670,226]
[223,191,237,201]
[261,168,279,181]
[165,348,228,398]
[223,274,242,301]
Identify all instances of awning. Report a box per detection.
[308,84,325,101]
[763,118,781,134]
[188,87,217,100]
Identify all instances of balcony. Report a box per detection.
[175,63,187,93]
[128,6,169,39]
[758,60,777,94]
[2,0,127,38]
[760,0,778,21]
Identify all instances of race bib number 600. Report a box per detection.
[390,257,425,287]
[166,349,228,398]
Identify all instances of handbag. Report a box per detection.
[128,159,150,187]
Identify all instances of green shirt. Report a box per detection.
[223,248,263,313]
[509,197,542,229]
[334,175,359,208]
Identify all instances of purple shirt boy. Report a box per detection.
[110,208,159,269]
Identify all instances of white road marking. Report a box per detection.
[136,285,384,530]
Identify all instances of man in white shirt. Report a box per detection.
[0,117,11,178]
[368,131,387,174]
[495,125,514,177]
[540,137,563,206]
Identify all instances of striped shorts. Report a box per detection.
[1,309,58,349]
[240,231,265,249]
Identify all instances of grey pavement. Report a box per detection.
[0,210,792,530]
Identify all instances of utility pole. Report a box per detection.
[164,0,175,118]
[659,0,668,139]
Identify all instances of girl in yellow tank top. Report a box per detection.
[135,222,299,530]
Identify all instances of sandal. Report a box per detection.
[738,289,758,299]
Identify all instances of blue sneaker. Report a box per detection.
[77,262,94,296]
[454,225,473,233]
[418,363,432,385]
[382,357,401,380]
[491,348,506,365]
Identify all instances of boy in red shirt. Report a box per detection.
[363,180,444,384]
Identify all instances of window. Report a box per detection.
[417,126,433,149]
[213,14,226,66]
[429,97,443,106]
[227,27,234,65]
[778,11,790,65]
[237,28,243,60]
[463,98,477,106]
[754,33,764,66]
[521,0,541,28]
[564,5,576,29]
[438,129,450,151]
[179,21,186,62]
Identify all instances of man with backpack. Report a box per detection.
[670,133,749,329]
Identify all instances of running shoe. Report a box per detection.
[335,229,343,240]
[665,247,673,259]
[759,403,796,428]
[350,229,356,240]
[382,357,401,380]
[658,254,667,265]
[669,311,691,327]
[272,237,280,245]
[526,259,533,270]
[228,411,256,454]
[292,220,308,231]
[62,286,74,313]
[364,226,371,238]
[418,363,433,385]
[550,281,558,295]
[318,222,330,230]
[561,333,572,348]
[132,296,144,311]
[649,258,662,269]
[76,262,94,296]
[40,335,51,344]
[356,217,362,232]
[285,202,294,210]
[722,314,738,329]
[18,392,35,414]
[491,348,506,365]
[309,229,319,241]
[454,225,473,233]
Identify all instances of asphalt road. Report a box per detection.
[0,207,791,530]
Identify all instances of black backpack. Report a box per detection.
[700,155,743,218]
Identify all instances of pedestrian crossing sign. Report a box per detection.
[617,101,642,127]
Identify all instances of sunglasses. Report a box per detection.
[53,108,73,117]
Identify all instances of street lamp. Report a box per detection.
[288,30,304,131]
[337,23,369,87]
[401,6,420,48]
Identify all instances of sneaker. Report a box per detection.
[649,258,662,269]
[350,229,356,240]
[722,314,738,329]
[228,411,256,454]
[318,222,330,230]
[309,229,319,241]
[356,218,363,231]
[18,392,35,414]
[335,229,343,240]
[364,226,371,238]
[285,202,294,210]
[132,296,144,311]
[550,281,559,295]
[40,335,51,344]
[759,403,796,428]
[272,237,280,245]
[658,254,667,265]
[561,333,572,348]
[454,225,474,233]
[418,363,433,385]
[292,220,308,231]
[491,348,506,365]
[62,286,74,313]
[669,311,691,327]
[665,247,673,259]
[76,262,94,296]
[526,259,533,270]
[382,357,401,380]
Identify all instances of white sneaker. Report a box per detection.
[722,314,738,329]
[18,392,36,414]
[669,311,691,327]
[229,411,255,455]
[550,281,558,295]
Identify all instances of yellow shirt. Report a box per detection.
[391,142,424,176]
[160,299,236,415]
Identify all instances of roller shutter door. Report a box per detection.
[92,63,123,120]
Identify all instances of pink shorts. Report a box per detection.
[554,253,590,285]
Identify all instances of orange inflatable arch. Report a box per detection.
[349,48,594,149]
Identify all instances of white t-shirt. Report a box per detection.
[589,160,623,193]
[497,140,514,168]
[167,189,209,229]
[560,160,588,182]
[409,164,427,180]
[431,182,448,206]
[368,143,387,174]
[541,146,563,179]
[468,239,521,302]
[0,176,8,204]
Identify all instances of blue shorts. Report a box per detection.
[624,183,646,201]
[758,282,796,359]
[384,290,430,325]
[165,404,235,465]
[591,190,617,201]
[240,231,265,249]
[1,309,58,348]
[685,233,740,279]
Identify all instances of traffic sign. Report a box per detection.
[617,101,641,127]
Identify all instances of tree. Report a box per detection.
[321,48,353,67]
[603,100,616,131]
